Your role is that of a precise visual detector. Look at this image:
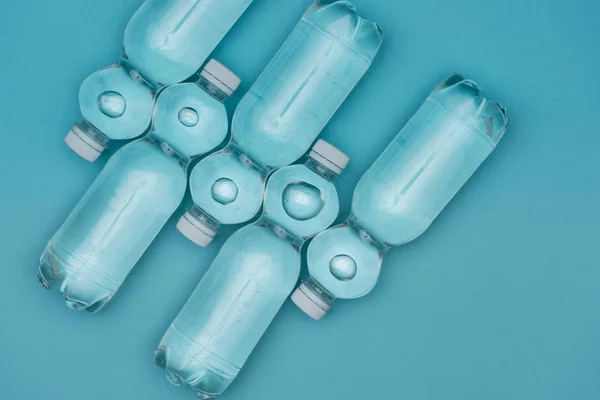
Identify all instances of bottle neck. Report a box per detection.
[77,120,109,148]
[257,218,303,248]
[303,276,336,307]
[306,158,338,181]
[347,216,390,253]
[198,76,229,103]
[227,142,270,174]
[145,134,190,167]
[188,204,221,233]
[120,58,159,91]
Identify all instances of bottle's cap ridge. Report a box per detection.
[291,283,331,320]
[176,211,217,248]
[64,125,106,162]
[200,59,241,97]
[309,139,350,176]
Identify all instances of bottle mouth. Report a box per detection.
[176,209,218,248]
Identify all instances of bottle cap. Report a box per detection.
[309,139,350,176]
[176,211,217,248]
[64,125,106,162]
[291,283,331,320]
[200,59,241,97]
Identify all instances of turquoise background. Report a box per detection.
[1,0,599,399]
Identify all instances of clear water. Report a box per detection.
[304,74,509,301]
[78,65,154,141]
[189,150,265,226]
[178,107,199,127]
[123,0,254,87]
[151,82,229,158]
[211,178,238,205]
[156,157,342,398]
[306,224,382,299]
[38,139,187,311]
[329,254,357,281]
[39,79,232,311]
[282,182,324,221]
[263,163,339,241]
[97,91,127,118]
[230,0,382,170]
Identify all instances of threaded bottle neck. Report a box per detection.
[198,76,229,103]
[76,120,109,147]
[304,276,335,307]
[188,205,221,233]
[305,158,338,181]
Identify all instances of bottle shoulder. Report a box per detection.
[264,165,339,242]
[351,176,432,247]
[79,66,154,140]
[155,83,228,124]
[306,224,383,299]
[108,140,187,178]
[152,83,229,158]
[231,224,297,249]
[219,224,301,275]
[188,150,265,225]
[159,83,226,110]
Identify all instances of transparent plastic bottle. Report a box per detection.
[154,140,349,399]
[65,0,253,162]
[291,74,509,320]
[37,61,240,312]
[176,0,382,247]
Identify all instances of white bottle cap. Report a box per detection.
[291,283,331,321]
[200,59,241,97]
[64,125,106,162]
[309,139,350,176]
[176,211,217,248]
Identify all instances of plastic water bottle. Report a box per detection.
[65,0,253,162]
[176,0,382,247]
[291,74,509,320]
[37,61,240,312]
[154,140,349,399]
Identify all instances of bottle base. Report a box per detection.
[153,326,239,399]
[37,269,52,289]
[37,246,115,313]
[154,348,218,398]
